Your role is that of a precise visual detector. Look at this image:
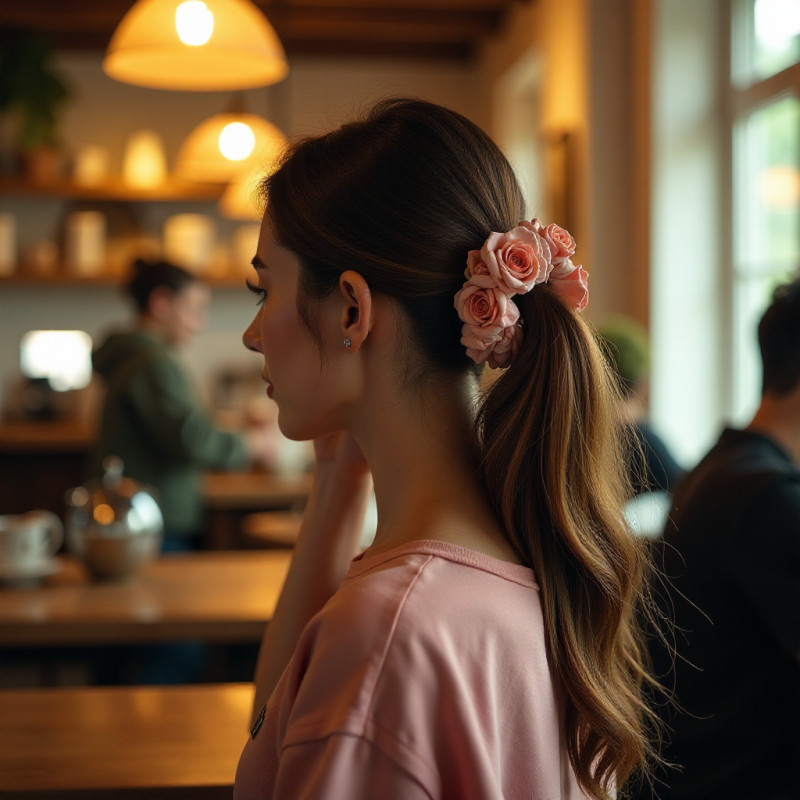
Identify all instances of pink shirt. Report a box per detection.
[235,540,588,799]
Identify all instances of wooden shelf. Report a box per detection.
[0,177,249,288]
[0,176,225,202]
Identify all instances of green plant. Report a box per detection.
[0,31,71,153]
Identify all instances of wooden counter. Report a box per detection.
[0,419,95,452]
[0,682,253,798]
[0,551,291,647]
[0,420,94,518]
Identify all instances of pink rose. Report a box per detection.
[486,325,521,369]
[454,274,520,330]
[521,219,544,234]
[461,322,502,364]
[482,226,550,294]
[465,250,490,279]
[540,223,576,264]
[549,264,589,311]
[549,256,575,279]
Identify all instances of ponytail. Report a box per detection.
[477,286,658,798]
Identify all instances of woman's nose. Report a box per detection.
[242,314,261,353]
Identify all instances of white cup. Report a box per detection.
[0,511,63,573]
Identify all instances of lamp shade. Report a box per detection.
[103,0,288,91]
[176,112,286,182]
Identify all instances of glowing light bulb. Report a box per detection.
[176,1,214,46]
[218,121,256,161]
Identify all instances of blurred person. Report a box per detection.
[91,258,275,552]
[90,259,276,686]
[637,278,800,800]
[234,99,661,799]
[598,316,684,497]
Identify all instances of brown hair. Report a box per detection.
[758,275,800,397]
[126,258,198,313]
[262,98,657,797]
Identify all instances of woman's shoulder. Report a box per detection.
[302,540,543,680]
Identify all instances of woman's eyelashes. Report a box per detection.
[246,279,268,306]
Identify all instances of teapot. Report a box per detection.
[65,456,163,580]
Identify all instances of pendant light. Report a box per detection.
[103,0,288,91]
[176,107,287,182]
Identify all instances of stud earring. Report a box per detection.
[344,337,352,348]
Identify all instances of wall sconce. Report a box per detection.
[103,0,288,91]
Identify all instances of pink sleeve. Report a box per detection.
[273,734,433,800]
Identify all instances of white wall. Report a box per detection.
[478,0,652,327]
[0,54,478,409]
[650,0,727,466]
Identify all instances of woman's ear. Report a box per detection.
[338,270,372,352]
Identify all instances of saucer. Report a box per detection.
[0,558,60,587]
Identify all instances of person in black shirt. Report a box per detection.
[637,278,800,800]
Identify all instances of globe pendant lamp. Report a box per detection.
[103,0,288,91]
[176,111,287,182]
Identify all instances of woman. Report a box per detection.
[236,99,657,799]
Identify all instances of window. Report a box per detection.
[730,0,800,419]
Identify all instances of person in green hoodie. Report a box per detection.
[92,258,269,552]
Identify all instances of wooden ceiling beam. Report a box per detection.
[0,0,519,59]
[287,39,472,59]
[268,10,501,41]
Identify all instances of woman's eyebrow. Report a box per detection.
[251,256,268,271]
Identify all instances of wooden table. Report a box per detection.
[203,470,312,549]
[0,682,253,798]
[0,551,291,647]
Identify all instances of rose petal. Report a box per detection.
[549,257,575,279]
[465,250,487,279]
[550,265,589,311]
[542,223,576,263]
[466,345,494,365]
[461,322,503,350]
[487,325,521,369]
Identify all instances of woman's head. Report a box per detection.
[262,98,525,375]
[126,258,209,346]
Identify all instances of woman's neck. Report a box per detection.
[351,372,521,564]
